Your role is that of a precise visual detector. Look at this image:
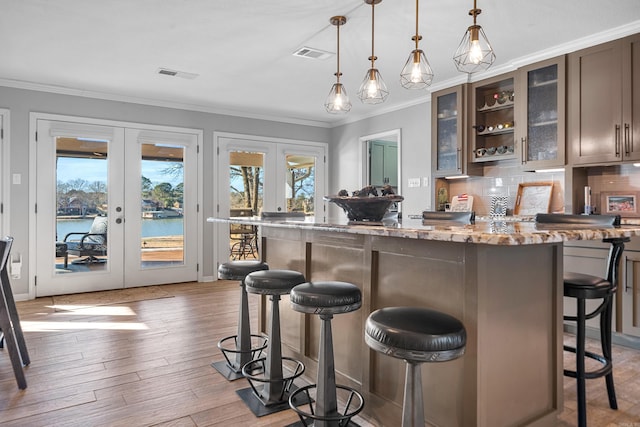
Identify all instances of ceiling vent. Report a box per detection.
[157,68,199,80]
[292,46,333,60]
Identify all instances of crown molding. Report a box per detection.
[0,78,333,129]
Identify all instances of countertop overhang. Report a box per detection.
[208,216,640,246]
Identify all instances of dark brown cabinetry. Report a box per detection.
[470,74,516,163]
[569,34,640,164]
[431,85,481,177]
[517,56,566,170]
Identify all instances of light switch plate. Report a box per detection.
[423,177,429,187]
[408,178,420,188]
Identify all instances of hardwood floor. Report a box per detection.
[1,281,639,426]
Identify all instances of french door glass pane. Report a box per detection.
[228,150,264,260]
[55,137,108,273]
[140,143,185,268]
[286,154,315,215]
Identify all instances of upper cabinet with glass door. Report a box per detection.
[517,56,566,170]
[432,85,481,177]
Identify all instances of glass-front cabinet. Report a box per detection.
[432,85,480,177]
[517,56,566,170]
[471,74,517,163]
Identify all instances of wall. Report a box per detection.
[0,86,330,296]
[330,101,432,217]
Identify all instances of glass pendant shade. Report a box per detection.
[325,15,350,114]
[325,82,352,114]
[453,24,495,73]
[358,68,389,104]
[400,49,434,89]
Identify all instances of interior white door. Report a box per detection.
[35,120,199,296]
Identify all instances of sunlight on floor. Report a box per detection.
[21,320,149,332]
[47,305,137,316]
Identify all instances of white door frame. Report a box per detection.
[212,131,328,271]
[0,109,9,238]
[359,128,402,198]
[29,113,204,298]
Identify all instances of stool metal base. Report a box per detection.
[212,334,268,381]
[237,383,310,417]
[211,360,245,381]
[286,384,364,427]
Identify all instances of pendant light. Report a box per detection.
[357,0,388,104]
[453,0,496,74]
[325,16,352,114]
[400,0,434,89]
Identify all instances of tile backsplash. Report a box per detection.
[439,163,640,217]
[441,163,565,216]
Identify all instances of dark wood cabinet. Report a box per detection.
[517,56,566,170]
[431,85,481,177]
[569,34,640,164]
[470,74,517,163]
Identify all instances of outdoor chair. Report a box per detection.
[62,216,108,264]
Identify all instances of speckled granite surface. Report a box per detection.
[208,216,640,246]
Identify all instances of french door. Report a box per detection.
[34,119,199,296]
[215,134,327,263]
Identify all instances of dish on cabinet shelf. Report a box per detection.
[477,100,515,112]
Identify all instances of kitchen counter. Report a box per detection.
[208,215,640,427]
[208,215,640,245]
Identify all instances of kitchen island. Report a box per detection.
[208,215,640,427]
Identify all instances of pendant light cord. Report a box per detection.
[336,21,341,82]
[414,0,419,50]
[370,2,376,68]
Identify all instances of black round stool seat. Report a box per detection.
[245,269,306,295]
[365,307,466,362]
[287,281,364,427]
[218,260,269,281]
[564,271,612,299]
[290,281,362,315]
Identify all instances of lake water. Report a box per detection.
[57,218,184,238]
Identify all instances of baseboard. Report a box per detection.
[563,323,640,350]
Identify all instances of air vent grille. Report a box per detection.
[292,46,333,60]
[157,68,199,80]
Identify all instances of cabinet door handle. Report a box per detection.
[456,148,461,171]
[615,124,621,157]
[625,123,631,156]
[521,137,526,164]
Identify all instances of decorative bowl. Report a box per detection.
[324,195,404,223]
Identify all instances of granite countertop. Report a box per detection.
[207,215,640,246]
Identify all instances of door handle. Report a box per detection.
[115,218,123,224]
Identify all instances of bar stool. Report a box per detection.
[237,269,307,417]
[287,281,365,427]
[212,260,269,381]
[536,213,626,427]
[365,307,466,427]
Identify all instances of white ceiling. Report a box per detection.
[2,1,640,127]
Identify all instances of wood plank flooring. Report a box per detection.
[0,281,638,426]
